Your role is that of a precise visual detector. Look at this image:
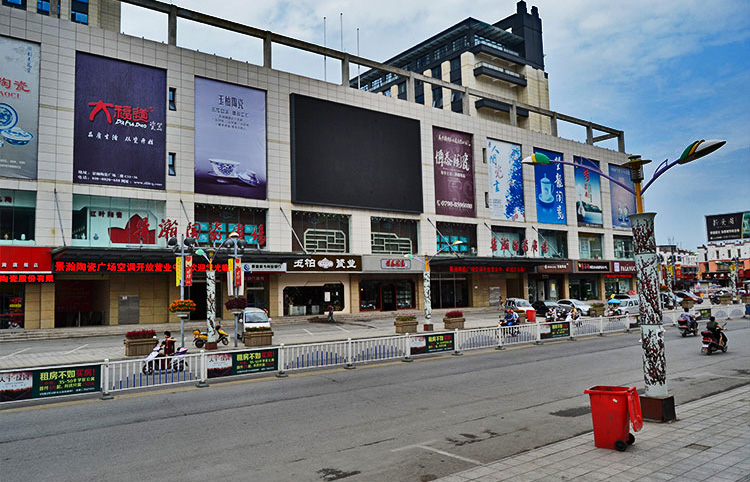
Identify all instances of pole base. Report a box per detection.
[640,394,676,422]
[205,341,218,350]
[423,323,434,332]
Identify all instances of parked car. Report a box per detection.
[674,291,703,304]
[504,298,537,321]
[611,293,636,301]
[240,307,271,337]
[531,300,561,317]
[556,299,592,316]
[618,297,640,315]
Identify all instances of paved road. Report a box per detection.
[2,319,747,482]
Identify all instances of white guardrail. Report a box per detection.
[1,305,744,403]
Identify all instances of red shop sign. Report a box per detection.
[0,247,52,273]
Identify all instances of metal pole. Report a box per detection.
[180,235,186,347]
[233,240,239,348]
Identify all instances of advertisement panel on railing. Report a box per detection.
[433,127,475,217]
[1,365,100,403]
[410,332,454,354]
[487,139,524,221]
[0,36,40,180]
[574,156,602,227]
[206,349,278,379]
[533,148,566,224]
[194,77,267,199]
[73,52,166,189]
[608,164,636,229]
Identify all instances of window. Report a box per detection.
[71,0,88,24]
[451,90,463,113]
[0,189,35,243]
[168,88,176,111]
[537,229,567,258]
[371,217,417,254]
[292,211,349,253]
[415,80,424,105]
[168,153,176,176]
[435,222,475,254]
[431,66,443,108]
[397,82,406,100]
[283,283,344,316]
[71,195,165,247]
[491,227,526,257]
[194,204,267,249]
[614,236,634,260]
[579,234,603,259]
[2,0,26,10]
[37,0,50,14]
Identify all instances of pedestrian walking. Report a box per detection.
[327,304,335,322]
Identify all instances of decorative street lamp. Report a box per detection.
[525,139,725,422]
[167,235,196,347]
[405,239,464,331]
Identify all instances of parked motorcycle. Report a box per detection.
[677,313,699,337]
[192,325,229,348]
[142,343,189,374]
[701,324,727,355]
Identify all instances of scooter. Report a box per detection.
[142,342,189,374]
[192,325,229,348]
[677,313,699,337]
[701,325,727,355]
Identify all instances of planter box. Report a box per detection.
[124,337,157,357]
[589,306,606,317]
[243,330,274,347]
[680,300,695,310]
[394,320,418,334]
[719,296,732,305]
[443,317,465,330]
[740,295,750,304]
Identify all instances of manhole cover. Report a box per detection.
[684,443,711,451]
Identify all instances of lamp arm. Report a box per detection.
[641,158,677,195]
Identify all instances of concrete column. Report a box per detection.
[340,54,349,86]
[406,73,415,102]
[168,5,177,46]
[510,102,518,127]
[263,32,272,69]
[462,86,470,115]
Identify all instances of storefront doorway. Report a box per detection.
[431,274,468,309]
[0,284,24,329]
[54,280,107,327]
[381,283,397,311]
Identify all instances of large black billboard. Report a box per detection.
[290,94,422,213]
[705,212,750,241]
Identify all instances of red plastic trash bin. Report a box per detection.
[584,385,643,451]
[526,310,536,322]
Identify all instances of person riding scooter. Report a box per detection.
[501,309,519,326]
[677,308,698,336]
[706,316,726,347]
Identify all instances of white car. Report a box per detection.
[241,307,271,332]
[557,299,592,316]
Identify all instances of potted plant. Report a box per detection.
[589,303,606,317]
[243,326,274,347]
[680,299,695,310]
[169,299,196,317]
[443,310,465,330]
[225,296,247,315]
[124,329,157,356]
[394,315,418,334]
[719,293,732,305]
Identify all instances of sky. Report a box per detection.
[120,0,750,251]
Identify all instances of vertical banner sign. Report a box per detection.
[574,156,603,226]
[194,77,267,199]
[534,148,566,224]
[608,164,636,229]
[433,127,475,217]
[0,37,40,180]
[234,257,242,287]
[227,258,234,297]
[185,255,193,286]
[487,139,524,221]
[175,257,182,287]
[73,53,166,189]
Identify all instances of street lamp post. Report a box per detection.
[525,139,726,422]
[730,256,739,302]
[168,235,196,347]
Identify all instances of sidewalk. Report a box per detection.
[435,384,750,482]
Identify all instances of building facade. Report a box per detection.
[697,241,750,289]
[0,0,636,330]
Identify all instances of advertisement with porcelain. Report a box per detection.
[487,139,524,221]
[533,148,566,225]
[574,156,603,226]
[71,195,165,247]
[608,164,636,229]
[194,77,266,199]
[73,53,166,189]
[433,127,474,217]
[0,37,40,180]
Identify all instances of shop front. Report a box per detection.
[429,259,532,308]
[281,254,361,316]
[0,247,53,329]
[529,260,573,302]
[570,261,610,301]
[605,260,636,297]
[358,256,421,312]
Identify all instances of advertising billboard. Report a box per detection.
[194,77,267,199]
[434,127,475,217]
[71,195,165,247]
[0,37,40,180]
[73,52,166,189]
[706,212,750,241]
[574,156,602,226]
[533,148,566,224]
[608,164,636,229]
[487,139,524,221]
[290,94,422,213]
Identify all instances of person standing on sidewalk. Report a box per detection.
[327,304,335,323]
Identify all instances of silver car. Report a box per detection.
[556,299,592,316]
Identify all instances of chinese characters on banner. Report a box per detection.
[533,148,566,225]
[705,212,750,241]
[487,139,525,221]
[73,53,166,189]
[573,156,603,227]
[0,366,100,403]
[433,127,475,217]
[194,77,267,199]
[0,37,40,180]
[287,255,361,271]
[608,165,637,229]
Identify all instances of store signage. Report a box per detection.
[576,261,609,272]
[288,255,361,272]
[612,261,636,273]
[381,259,411,269]
[536,261,573,273]
[242,263,285,273]
[0,274,54,283]
[705,212,749,242]
[604,274,631,279]
[447,265,527,273]
[0,247,52,273]
[0,366,100,403]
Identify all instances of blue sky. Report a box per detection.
[121,0,750,251]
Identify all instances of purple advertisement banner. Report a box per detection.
[534,148,566,225]
[194,77,266,199]
[608,164,636,229]
[73,53,166,189]
[433,127,474,217]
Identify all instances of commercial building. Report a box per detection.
[697,240,750,288]
[656,245,698,291]
[0,0,637,330]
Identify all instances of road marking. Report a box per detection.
[0,348,31,359]
[65,344,89,354]
[303,329,315,336]
[392,441,482,465]
[335,325,351,333]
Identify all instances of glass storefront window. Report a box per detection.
[435,222,476,255]
[569,276,599,301]
[283,283,344,316]
[195,204,267,249]
[0,189,35,244]
[537,229,567,258]
[359,280,415,311]
[431,273,468,309]
[72,195,165,247]
[371,217,418,254]
[491,227,525,257]
[0,284,24,329]
[292,211,349,253]
[578,234,603,260]
[605,278,631,298]
[614,236,634,260]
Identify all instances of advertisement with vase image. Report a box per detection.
[533,148,566,225]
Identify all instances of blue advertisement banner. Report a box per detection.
[574,156,603,226]
[534,148,566,225]
[487,139,524,221]
[194,77,267,199]
[608,165,636,229]
[73,53,166,189]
